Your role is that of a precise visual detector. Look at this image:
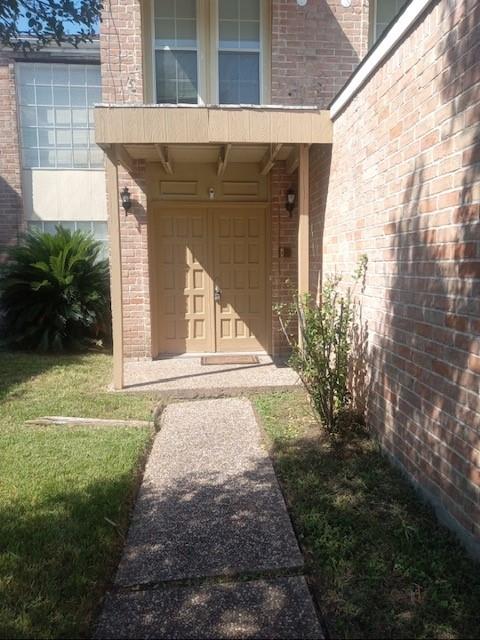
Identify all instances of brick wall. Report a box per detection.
[271,163,298,356]
[315,0,480,554]
[117,161,152,359]
[0,53,23,260]
[100,0,144,104]
[271,0,368,107]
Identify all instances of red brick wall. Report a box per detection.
[271,0,368,106]
[271,163,298,356]
[316,0,480,553]
[100,0,144,103]
[0,54,23,259]
[117,161,152,359]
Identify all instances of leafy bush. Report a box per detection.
[0,226,111,352]
[276,256,367,436]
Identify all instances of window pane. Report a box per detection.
[28,220,43,231]
[57,149,72,167]
[73,149,89,167]
[21,106,37,126]
[38,128,56,147]
[219,20,238,48]
[70,87,86,107]
[176,19,196,47]
[37,106,55,125]
[219,0,237,19]
[240,0,259,20]
[44,222,58,234]
[35,65,52,84]
[77,221,93,233]
[219,52,259,104]
[60,221,76,232]
[36,85,53,105]
[22,148,38,168]
[155,18,175,45]
[39,149,56,167]
[53,65,69,84]
[19,84,35,105]
[22,128,37,147]
[176,0,196,19]
[18,65,35,84]
[73,129,89,146]
[69,66,86,85]
[239,21,259,49]
[55,108,71,126]
[56,129,72,147]
[155,0,174,18]
[72,108,88,125]
[87,86,101,104]
[53,86,70,106]
[156,50,197,104]
[86,66,101,84]
[93,221,108,240]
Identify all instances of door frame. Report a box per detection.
[149,200,272,356]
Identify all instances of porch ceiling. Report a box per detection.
[94,105,332,146]
[124,143,293,163]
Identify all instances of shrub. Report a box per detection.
[276,256,367,436]
[0,226,111,352]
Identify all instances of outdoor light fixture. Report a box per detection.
[120,186,132,214]
[285,188,296,217]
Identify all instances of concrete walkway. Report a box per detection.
[122,356,300,398]
[95,398,323,639]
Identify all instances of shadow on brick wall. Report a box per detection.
[0,175,22,258]
[369,2,480,553]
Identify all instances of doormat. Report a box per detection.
[201,355,260,366]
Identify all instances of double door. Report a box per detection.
[154,204,268,354]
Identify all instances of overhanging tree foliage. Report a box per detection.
[0,0,101,50]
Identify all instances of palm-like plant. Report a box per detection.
[0,226,111,352]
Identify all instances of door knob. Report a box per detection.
[214,285,221,302]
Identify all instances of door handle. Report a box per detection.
[214,284,221,303]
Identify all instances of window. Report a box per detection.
[27,220,109,255]
[17,63,103,169]
[153,0,198,104]
[218,0,260,104]
[372,0,409,43]
[151,0,267,105]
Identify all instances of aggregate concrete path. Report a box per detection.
[95,398,323,639]
[123,356,300,398]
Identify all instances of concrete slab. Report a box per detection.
[122,356,300,398]
[115,398,304,586]
[94,576,324,639]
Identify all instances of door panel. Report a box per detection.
[156,208,213,353]
[213,206,267,352]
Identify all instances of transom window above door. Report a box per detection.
[151,0,269,105]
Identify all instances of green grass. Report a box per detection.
[0,352,156,639]
[253,391,480,640]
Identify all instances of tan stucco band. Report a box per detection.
[94,105,332,146]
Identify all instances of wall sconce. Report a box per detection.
[120,187,132,214]
[285,188,296,217]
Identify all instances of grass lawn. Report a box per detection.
[253,391,480,640]
[0,352,156,639]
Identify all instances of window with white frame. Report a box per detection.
[153,0,199,104]
[152,0,265,106]
[372,0,408,43]
[17,63,103,169]
[218,0,261,104]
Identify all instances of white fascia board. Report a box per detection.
[330,0,435,119]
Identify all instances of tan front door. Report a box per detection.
[154,204,268,354]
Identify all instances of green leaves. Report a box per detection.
[0,226,111,352]
[276,255,368,437]
[0,0,102,51]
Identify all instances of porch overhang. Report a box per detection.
[94,104,332,146]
